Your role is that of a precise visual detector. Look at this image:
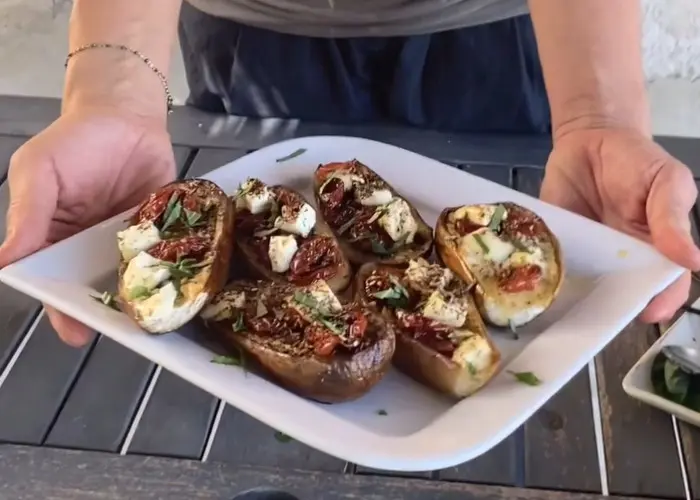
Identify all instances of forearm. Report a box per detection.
[63,0,183,121]
[528,0,651,140]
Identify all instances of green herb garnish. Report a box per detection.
[651,352,700,411]
[274,431,293,443]
[377,409,388,416]
[183,208,204,227]
[337,216,357,235]
[232,314,246,332]
[467,362,477,376]
[373,276,410,309]
[473,233,489,254]
[129,286,153,301]
[293,292,345,335]
[211,355,241,366]
[275,148,307,163]
[488,204,506,232]
[160,193,182,232]
[508,370,542,386]
[91,291,120,311]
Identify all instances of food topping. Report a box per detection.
[120,181,219,305]
[234,179,338,282]
[316,160,423,256]
[204,281,374,358]
[235,178,273,215]
[450,204,551,295]
[365,259,480,363]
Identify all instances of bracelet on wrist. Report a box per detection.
[65,43,174,114]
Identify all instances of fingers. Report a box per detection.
[647,160,700,271]
[0,151,59,268]
[44,305,95,348]
[640,271,691,324]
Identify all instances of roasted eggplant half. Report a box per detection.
[355,258,500,399]
[435,202,564,328]
[117,179,234,334]
[313,159,433,265]
[232,178,352,293]
[201,279,395,403]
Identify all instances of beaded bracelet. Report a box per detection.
[65,43,174,114]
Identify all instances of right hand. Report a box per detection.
[0,106,176,347]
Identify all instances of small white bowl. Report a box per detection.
[623,297,700,427]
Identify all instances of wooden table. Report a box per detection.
[1,95,699,500]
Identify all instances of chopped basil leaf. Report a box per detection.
[488,204,506,232]
[377,409,388,416]
[160,193,182,232]
[183,208,203,227]
[337,216,357,236]
[91,291,120,311]
[318,316,345,336]
[467,362,477,376]
[374,288,401,300]
[293,292,345,335]
[275,148,307,163]
[211,355,241,366]
[388,275,409,298]
[508,370,542,386]
[274,431,293,443]
[373,277,410,309]
[232,314,246,332]
[473,233,489,254]
[293,291,320,310]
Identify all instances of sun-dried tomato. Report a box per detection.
[148,235,209,262]
[321,178,346,207]
[305,323,341,357]
[396,312,455,357]
[364,271,393,297]
[501,207,544,239]
[137,186,201,225]
[499,264,542,293]
[454,217,482,236]
[288,236,338,284]
[316,162,350,184]
[343,310,368,341]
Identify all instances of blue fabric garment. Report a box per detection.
[178,2,550,134]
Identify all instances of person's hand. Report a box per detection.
[0,106,176,346]
[540,128,700,323]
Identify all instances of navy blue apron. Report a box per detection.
[178,2,550,134]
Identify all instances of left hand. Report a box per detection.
[540,128,700,323]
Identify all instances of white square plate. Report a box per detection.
[623,297,700,427]
[0,136,683,471]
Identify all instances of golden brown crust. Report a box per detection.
[354,262,501,399]
[118,178,234,334]
[435,202,564,328]
[204,279,395,404]
[313,160,433,266]
[234,185,352,293]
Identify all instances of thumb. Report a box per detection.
[647,160,700,271]
[0,157,58,268]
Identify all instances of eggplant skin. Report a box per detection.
[312,160,433,266]
[205,281,395,404]
[434,202,565,328]
[118,179,234,334]
[354,262,501,400]
[234,186,352,293]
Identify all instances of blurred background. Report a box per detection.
[1,0,698,137]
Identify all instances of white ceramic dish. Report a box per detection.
[623,297,700,427]
[0,136,683,471]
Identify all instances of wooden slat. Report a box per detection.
[0,445,656,500]
[36,147,193,452]
[512,167,602,493]
[595,320,685,498]
[0,312,94,444]
[125,148,248,459]
[0,136,42,375]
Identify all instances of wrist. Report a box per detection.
[62,48,170,124]
[551,88,652,144]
